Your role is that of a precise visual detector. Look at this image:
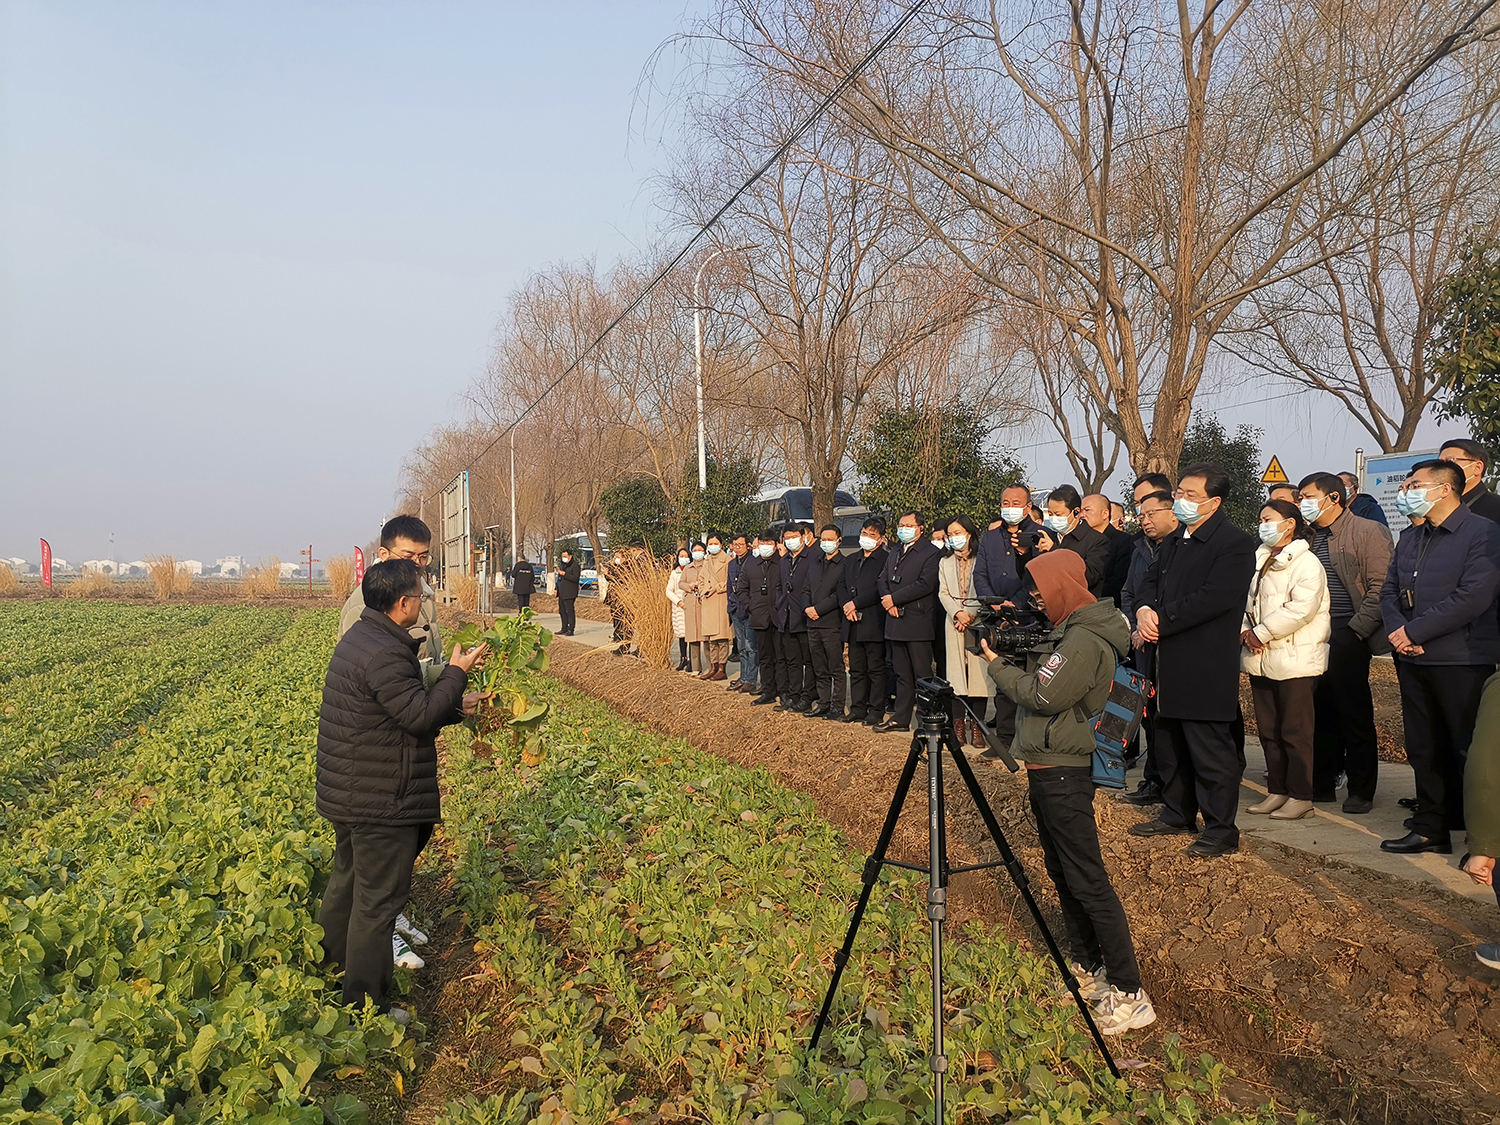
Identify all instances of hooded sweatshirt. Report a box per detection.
[986,550,1131,767]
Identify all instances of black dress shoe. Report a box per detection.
[1398,797,1420,810]
[1381,831,1452,854]
[772,700,794,712]
[873,718,906,734]
[864,716,884,728]
[805,704,828,717]
[843,712,866,723]
[1121,784,1164,807]
[1183,838,1238,858]
[1128,818,1196,837]
[1342,796,1373,814]
[824,709,845,721]
[751,694,777,706]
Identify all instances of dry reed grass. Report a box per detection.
[242,557,283,599]
[0,564,17,594]
[146,556,194,601]
[64,571,114,599]
[327,555,356,602]
[609,550,673,669]
[448,573,479,613]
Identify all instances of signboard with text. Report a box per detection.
[40,539,51,589]
[1363,449,1438,528]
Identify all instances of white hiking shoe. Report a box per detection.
[1058,962,1105,1002]
[393,931,425,970]
[1093,987,1157,1035]
[395,912,429,945]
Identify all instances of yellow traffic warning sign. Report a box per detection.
[1261,455,1289,485]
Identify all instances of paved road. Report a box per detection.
[520,608,1492,905]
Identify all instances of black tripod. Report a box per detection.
[809,680,1119,1121]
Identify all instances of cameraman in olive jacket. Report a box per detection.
[979,549,1154,1036]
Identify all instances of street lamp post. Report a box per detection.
[693,244,756,491]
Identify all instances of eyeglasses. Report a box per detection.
[391,551,432,565]
[1171,488,1207,501]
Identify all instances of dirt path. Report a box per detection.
[546,638,1500,1125]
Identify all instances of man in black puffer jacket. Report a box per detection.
[317,559,488,1020]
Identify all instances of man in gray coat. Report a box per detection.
[1297,472,1394,813]
[317,559,487,1022]
[339,515,444,687]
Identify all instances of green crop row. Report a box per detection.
[0,607,294,830]
[0,609,412,1125]
[0,605,219,685]
[433,678,1304,1125]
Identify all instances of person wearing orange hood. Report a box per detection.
[979,549,1155,1036]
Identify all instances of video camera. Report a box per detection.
[962,601,1051,658]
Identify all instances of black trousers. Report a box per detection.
[1155,716,1244,848]
[1249,675,1317,801]
[1313,621,1378,799]
[808,628,846,708]
[516,591,531,611]
[779,630,813,706]
[319,821,433,1012]
[1396,660,1494,836]
[1028,767,1142,992]
[847,640,886,720]
[754,627,783,698]
[991,693,1017,753]
[558,597,576,635]
[889,639,934,726]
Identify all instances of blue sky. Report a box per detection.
[2,0,686,564]
[0,0,1449,566]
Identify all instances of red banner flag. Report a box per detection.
[353,547,365,586]
[40,539,52,589]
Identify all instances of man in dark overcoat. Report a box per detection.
[875,511,942,733]
[842,517,890,726]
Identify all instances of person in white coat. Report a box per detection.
[939,515,994,749]
[1242,499,1331,820]
[667,550,691,671]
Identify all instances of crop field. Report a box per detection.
[0,603,1294,1124]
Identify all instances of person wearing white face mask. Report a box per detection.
[667,549,692,671]
[747,534,786,704]
[774,524,817,712]
[875,511,942,733]
[805,525,850,718]
[1034,485,1110,598]
[686,533,732,681]
[841,518,890,725]
[1131,463,1257,858]
[680,543,711,675]
[1241,500,1330,822]
[1294,472,1393,813]
[975,483,1044,758]
[1376,459,1500,855]
[938,515,993,749]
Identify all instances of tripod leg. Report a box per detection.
[809,733,925,1050]
[945,744,1121,1080]
[924,729,948,1124]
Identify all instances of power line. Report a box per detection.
[424,0,931,506]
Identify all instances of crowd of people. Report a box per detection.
[652,439,1500,867]
[308,435,1500,1026]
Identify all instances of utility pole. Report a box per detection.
[510,426,519,578]
[300,545,318,596]
[693,244,756,491]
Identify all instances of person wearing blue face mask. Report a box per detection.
[1240,500,1330,822]
[1034,485,1110,598]
[1377,459,1500,855]
[875,510,942,733]
[1295,472,1393,813]
[1130,463,1258,858]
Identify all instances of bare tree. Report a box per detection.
[702,0,1500,476]
[1225,52,1500,451]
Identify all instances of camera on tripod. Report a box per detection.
[914,676,955,717]
[962,603,1051,657]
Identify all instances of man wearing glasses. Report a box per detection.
[339,515,444,689]
[1440,440,1500,526]
[1377,459,1500,855]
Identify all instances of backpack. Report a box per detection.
[1073,662,1153,789]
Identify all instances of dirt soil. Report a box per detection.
[535,638,1500,1125]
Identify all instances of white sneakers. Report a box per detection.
[393,931,425,969]
[1063,962,1106,1002]
[395,913,429,946]
[1093,986,1157,1035]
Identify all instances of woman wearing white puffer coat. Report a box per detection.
[1242,499,1331,821]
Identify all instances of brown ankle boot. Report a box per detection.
[953,717,968,747]
[708,663,727,681]
[969,717,987,751]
